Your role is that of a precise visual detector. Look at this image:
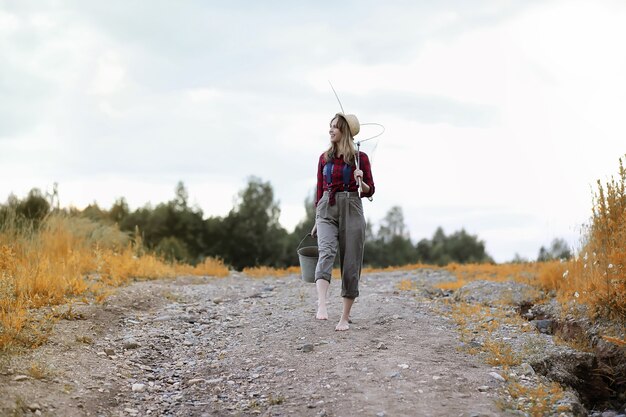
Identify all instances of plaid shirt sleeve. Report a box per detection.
[359,152,375,198]
[315,153,325,207]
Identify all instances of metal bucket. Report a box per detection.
[297,234,318,283]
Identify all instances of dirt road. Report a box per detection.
[1,270,518,416]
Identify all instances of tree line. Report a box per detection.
[0,178,570,270]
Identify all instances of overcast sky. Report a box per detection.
[2,0,625,262]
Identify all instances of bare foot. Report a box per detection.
[335,319,349,331]
[316,305,328,320]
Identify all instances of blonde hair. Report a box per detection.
[324,114,356,165]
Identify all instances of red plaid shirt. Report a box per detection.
[315,151,375,206]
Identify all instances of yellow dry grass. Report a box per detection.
[243,263,437,280]
[241,266,345,279]
[500,380,566,417]
[362,262,434,273]
[442,261,559,286]
[242,265,300,278]
[422,261,561,309]
[0,213,229,350]
[602,335,626,346]
[441,299,567,416]
[396,279,416,291]
[535,156,626,321]
[172,257,229,278]
[443,300,528,367]
[27,361,49,380]
[483,339,522,367]
[436,278,467,291]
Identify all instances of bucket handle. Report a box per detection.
[296,233,316,252]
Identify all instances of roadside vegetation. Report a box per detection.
[1,156,625,359]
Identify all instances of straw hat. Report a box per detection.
[336,113,360,137]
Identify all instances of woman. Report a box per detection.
[311,113,375,331]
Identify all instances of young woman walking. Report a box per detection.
[310,113,375,331]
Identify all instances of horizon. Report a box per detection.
[2,177,594,263]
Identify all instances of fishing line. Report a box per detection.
[328,80,386,200]
[328,80,385,144]
[328,80,345,115]
[357,122,385,144]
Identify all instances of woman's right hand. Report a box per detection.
[311,224,317,239]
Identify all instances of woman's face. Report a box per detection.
[329,117,341,144]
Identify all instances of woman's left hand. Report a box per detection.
[354,169,363,181]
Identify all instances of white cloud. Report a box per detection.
[184,88,223,103]
[0,10,20,33]
[89,50,127,96]
[306,28,511,107]
[2,1,626,263]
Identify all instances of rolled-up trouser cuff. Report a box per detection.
[315,275,331,283]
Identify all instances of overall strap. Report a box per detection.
[324,158,354,206]
[324,161,334,185]
[342,163,351,190]
[325,159,352,190]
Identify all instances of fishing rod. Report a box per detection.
[328,81,385,199]
[354,123,384,198]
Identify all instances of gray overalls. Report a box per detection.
[314,160,366,299]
